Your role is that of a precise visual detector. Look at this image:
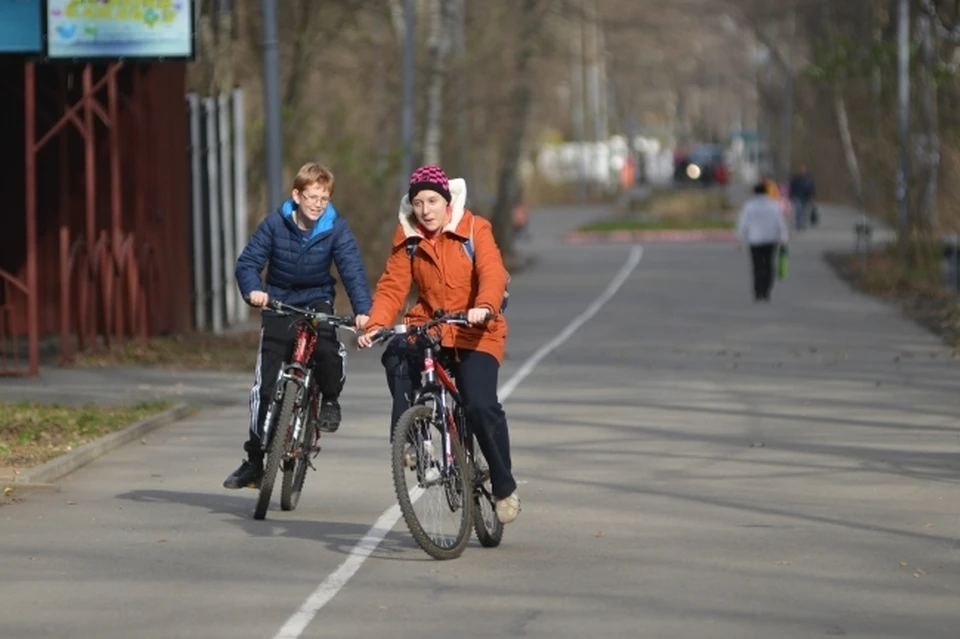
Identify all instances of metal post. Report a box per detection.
[24,63,39,375]
[896,0,910,262]
[187,93,207,330]
[59,70,71,362]
[204,97,224,335]
[233,87,249,323]
[951,234,959,293]
[455,0,467,182]
[582,4,595,192]
[781,9,796,180]
[400,0,416,193]
[260,0,283,207]
[571,11,586,200]
[107,66,123,341]
[218,93,236,326]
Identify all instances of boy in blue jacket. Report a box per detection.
[224,163,372,490]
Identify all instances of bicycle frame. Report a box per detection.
[259,302,354,453]
[371,310,492,480]
[415,340,463,472]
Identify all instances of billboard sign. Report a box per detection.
[47,0,195,59]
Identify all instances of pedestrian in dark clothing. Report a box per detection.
[788,164,817,230]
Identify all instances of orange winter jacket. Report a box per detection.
[366,178,509,363]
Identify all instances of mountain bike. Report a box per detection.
[253,300,357,521]
[369,310,503,560]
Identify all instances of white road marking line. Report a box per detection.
[272,245,643,639]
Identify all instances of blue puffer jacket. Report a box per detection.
[236,199,372,316]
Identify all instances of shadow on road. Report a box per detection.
[115,488,436,561]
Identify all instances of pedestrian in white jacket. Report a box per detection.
[736,182,790,301]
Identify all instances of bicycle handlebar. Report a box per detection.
[267,300,357,331]
[366,310,492,346]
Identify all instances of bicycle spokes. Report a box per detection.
[392,407,472,559]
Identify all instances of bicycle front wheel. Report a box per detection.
[391,404,473,560]
[280,417,313,512]
[254,379,297,520]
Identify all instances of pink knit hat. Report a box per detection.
[408,165,452,203]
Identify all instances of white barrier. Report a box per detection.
[187,89,248,334]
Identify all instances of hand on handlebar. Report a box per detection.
[249,291,269,308]
[357,328,382,349]
[466,307,494,326]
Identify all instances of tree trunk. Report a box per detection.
[918,12,940,232]
[422,0,461,167]
[490,0,541,256]
[833,94,863,207]
[374,7,389,177]
[387,0,406,41]
[821,0,863,207]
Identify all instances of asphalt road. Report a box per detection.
[2,200,959,639]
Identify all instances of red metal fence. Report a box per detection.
[0,60,193,375]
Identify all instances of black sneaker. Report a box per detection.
[317,398,341,433]
[223,459,262,489]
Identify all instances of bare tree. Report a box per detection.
[422,0,464,166]
[819,0,863,206]
[491,0,555,255]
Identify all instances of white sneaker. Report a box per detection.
[495,492,521,524]
[403,443,416,469]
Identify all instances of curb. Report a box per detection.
[562,229,737,244]
[10,403,194,487]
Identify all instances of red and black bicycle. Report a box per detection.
[253,300,356,521]
[370,310,503,560]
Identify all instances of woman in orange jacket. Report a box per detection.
[358,165,520,524]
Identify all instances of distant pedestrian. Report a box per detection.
[788,164,817,230]
[737,182,790,301]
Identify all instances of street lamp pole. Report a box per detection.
[260,0,283,207]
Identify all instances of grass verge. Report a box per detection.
[63,331,261,372]
[824,248,960,348]
[577,218,735,233]
[579,186,735,233]
[0,400,172,468]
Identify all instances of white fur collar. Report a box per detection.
[397,177,468,239]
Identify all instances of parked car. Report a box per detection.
[673,144,729,186]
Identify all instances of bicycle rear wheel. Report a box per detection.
[391,404,473,560]
[467,433,503,547]
[254,379,296,520]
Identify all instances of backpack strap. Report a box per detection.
[408,218,476,262]
[462,216,476,262]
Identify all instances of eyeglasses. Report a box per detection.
[297,192,330,206]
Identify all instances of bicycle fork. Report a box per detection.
[260,367,312,455]
[420,351,457,477]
